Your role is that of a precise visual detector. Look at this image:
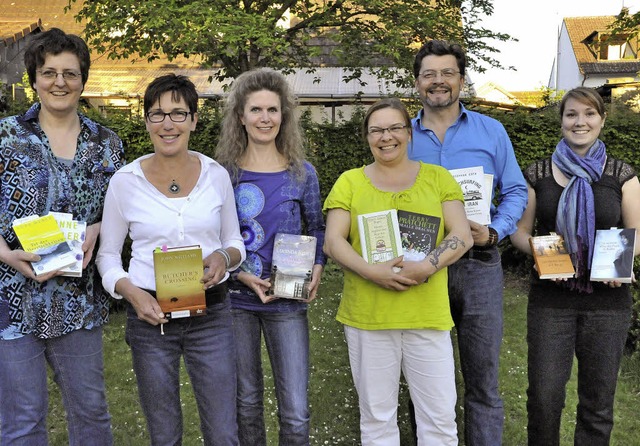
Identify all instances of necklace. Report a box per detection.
[169,179,181,194]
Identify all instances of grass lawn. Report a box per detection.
[45,265,640,445]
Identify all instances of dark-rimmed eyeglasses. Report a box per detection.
[367,125,408,137]
[37,70,82,81]
[146,111,193,123]
[418,69,460,80]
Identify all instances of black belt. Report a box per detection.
[142,282,228,306]
[460,246,495,262]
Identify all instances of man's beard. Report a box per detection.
[424,89,456,108]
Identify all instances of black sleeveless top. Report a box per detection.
[524,157,635,310]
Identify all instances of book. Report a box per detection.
[357,209,403,265]
[449,166,491,225]
[590,228,636,283]
[50,212,86,277]
[267,233,317,300]
[12,214,77,276]
[397,210,441,261]
[529,233,575,279]
[153,245,206,319]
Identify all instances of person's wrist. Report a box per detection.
[485,227,498,247]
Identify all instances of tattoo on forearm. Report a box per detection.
[429,236,467,268]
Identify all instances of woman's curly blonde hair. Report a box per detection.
[215,68,306,183]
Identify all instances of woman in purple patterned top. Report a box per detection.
[216,68,325,446]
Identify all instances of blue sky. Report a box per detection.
[469,0,640,91]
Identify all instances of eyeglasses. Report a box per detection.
[37,70,82,81]
[367,125,409,137]
[418,69,460,80]
[146,111,192,123]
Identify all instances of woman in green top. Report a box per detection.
[323,98,472,445]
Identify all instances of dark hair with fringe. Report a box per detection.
[24,28,91,89]
[143,74,198,119]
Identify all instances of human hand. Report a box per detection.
[82,222,101,268]
[365,256,418,291]
[302,264,324,303]
[202,251,227,289]
[237,270,275,303]
[127,287,168,326]
[469,220,490,246]
[397,259,434,284]
[0,248,60,282]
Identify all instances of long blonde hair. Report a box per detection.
[216,68,306,182]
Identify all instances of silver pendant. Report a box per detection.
[169,179,180,194]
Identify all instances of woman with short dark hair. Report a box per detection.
[0,28,124,445]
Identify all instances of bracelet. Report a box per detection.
[485,227,499,247]
[214,248,231,270]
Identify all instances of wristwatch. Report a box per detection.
[485,227,498,247]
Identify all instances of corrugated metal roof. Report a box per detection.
[83,66,413,100]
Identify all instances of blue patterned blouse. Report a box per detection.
[0,103,124,340]
[228,162,326,312]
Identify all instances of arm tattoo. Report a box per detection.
[429,236,467,269]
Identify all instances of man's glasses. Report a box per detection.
[37,70,82,81]
[367,125,408,137]
[146,111,193,123]
[418,69,460,80]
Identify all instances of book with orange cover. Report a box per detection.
[529,233,575,279]
[153,245,206,319]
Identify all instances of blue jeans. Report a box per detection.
[448,247,504,446]
[232,309,310,446]
[0,327,112,446]
[527,305,631,446]
[126,300,238,446]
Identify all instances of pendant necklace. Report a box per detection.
[169,179,181,194]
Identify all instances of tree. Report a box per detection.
[67,0,512,88]
[609,7,640,38]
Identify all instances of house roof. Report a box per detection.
[0,19,42,46]
[564,15,640,76]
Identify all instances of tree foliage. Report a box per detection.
[67,0,512,87]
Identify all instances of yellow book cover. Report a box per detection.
[529,233,575,279]
[153,245,206,319]
[12,214,76,275]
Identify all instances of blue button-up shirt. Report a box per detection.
[410,104,527,241]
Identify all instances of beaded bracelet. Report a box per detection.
[214,248,231,270]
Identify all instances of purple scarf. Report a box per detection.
[552,138,606,291]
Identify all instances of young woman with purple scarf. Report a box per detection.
[510,87,640,445]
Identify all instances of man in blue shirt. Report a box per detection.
[409,40,528,445]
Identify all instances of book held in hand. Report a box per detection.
[50,212,86,277]
[529,233,575,279]
[357,209,403,265]
[397,210,441,261]
[590,228,636,283]
[12,214,76,276]
[268,233,317,300]
[449,166,491,225]
[153,245,206,319]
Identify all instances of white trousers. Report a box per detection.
[344,325,458,446]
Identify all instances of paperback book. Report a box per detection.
[153,245,206,319]
[397,210,441,261]
[50,212,86,277]
[590,228,636,283]
[529,233,575,279]
[268,233,317,300]
[449,166,491,225]
[12,214,76,276]
[357,209,403,265]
